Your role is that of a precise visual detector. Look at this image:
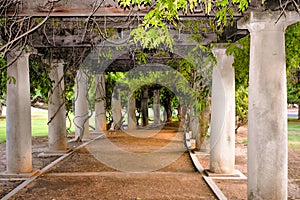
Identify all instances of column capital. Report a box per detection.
[52,59,65,65]
[8,45,37,60]
[212,43,228,57]
[212,44,234,69]
[238,11,300,32]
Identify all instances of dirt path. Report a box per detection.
[4,126,217,199]
[1,125,299,199]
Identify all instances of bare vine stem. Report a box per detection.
[0,10,52,57]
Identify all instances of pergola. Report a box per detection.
[1,0,300,199]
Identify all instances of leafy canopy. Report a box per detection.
[118,0,251,50]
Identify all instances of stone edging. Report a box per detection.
[188,150,227,200]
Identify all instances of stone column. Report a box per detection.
[6,49,34,174]
[238,12,300,199]
[95,73,107,132]
[127,95,136,130]
[141,88,149,126]
[111,89,122,130]
[48,60,67,151]
[74,69,90,140]
[210,44,235,174]
[153,89,160,124]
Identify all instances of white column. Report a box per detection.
[238,12,300,199]
[95,73,107,132]
[48,60,67,151]
[74,69,90,140]
[127,95,136,130]
[6,49,33,174]
[153,89,160,124]
[210,44,235,174]
[111,89,122,130]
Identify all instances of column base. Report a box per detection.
[204,169,247,179]
[38,149,71,158]
[68,137,91,143]
[0,169,39,179]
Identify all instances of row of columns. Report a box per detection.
[3,55,107,173]
[3,11,298,200]
[4,51,162,170]
[209,12,300,199]
[5,46,233,177]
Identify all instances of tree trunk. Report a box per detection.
[177,104,181,121]
[166,104,172,122]
[141,88,149,126]
[198,104,211,151]
[180,104,188,130]
[163,102,172,123]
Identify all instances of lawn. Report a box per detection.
[288,121,300,149]
[288,121,300,132]
[0,110,49,143]
[0,109,75,143]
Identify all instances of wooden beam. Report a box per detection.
[10,0,244,18]
[29,29,217,48]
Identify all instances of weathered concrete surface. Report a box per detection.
[238,12,300,199]
[6,49,33,174]
[48,61,67,151]
[127,96,136,130]
[111,89,122,130]
[210,45,235,174]
[74,69,90,140]
[95,73,107,132]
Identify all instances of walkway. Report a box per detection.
[2,126,218,199]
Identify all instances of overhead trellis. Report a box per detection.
[0,0,299,63]
[0,1,294,87]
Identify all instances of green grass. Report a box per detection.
[241,121,300,149]
[288,121,300,149]
[288,121,300,132]
[31,116,49,137]
[0,112,49,143]
[288,134,300,142]
[0,118,5,142]
[0,110,75,143]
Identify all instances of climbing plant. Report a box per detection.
[227,35,250,130]
[0,55,6,116]
[117,0,251,50]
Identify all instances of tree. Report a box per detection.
[286,22,300,119]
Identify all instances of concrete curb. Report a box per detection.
[188,151,227,200]
[1,133,105,200]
